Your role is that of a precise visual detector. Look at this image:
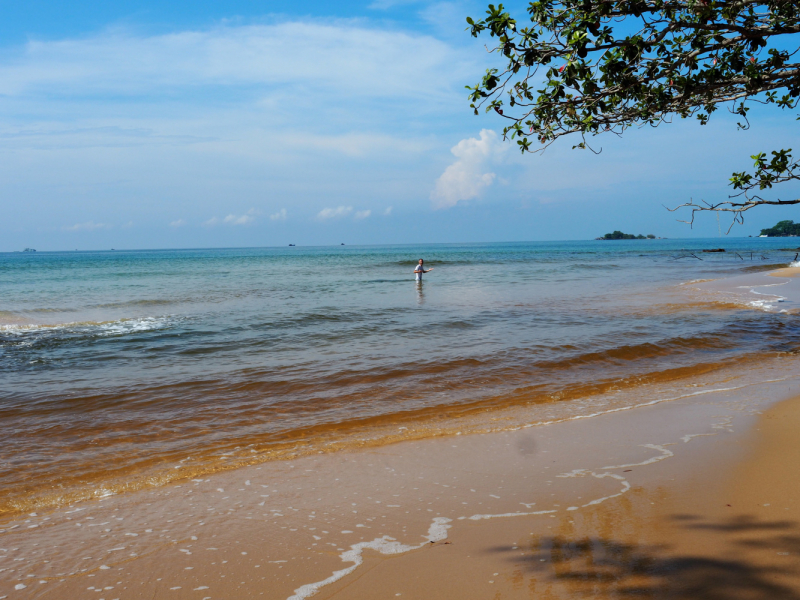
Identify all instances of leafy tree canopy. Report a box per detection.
[601,230,655,238]
[466,0,800,226]
[760,218,800,235]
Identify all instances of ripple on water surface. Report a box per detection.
[2,241,800,518]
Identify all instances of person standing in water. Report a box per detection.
[414,259,433,282]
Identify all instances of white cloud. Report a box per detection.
[270,208,287,221]
[0,23,467,102]
[206,213,255,226]
[317,206,353,220]
[430,129,507,209]
[354,210,371,219]
[169,219,186,227]
[223,213,254,225]
[62,221,110,231]
[0,20,492,247]
[276,132,431,158]
[383,206,393,216]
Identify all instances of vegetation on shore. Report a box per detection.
[599,231,655,240]
[760,220,800,237]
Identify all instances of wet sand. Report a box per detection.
[327,380,800,600]
[3,358,800,599]
[691,266,800,312]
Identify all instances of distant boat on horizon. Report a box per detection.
[289,244,295,246]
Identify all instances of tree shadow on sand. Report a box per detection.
[488,514,800,599]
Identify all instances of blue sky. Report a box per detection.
[1,0,798,251]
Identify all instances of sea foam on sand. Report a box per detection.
[288,518,452,600]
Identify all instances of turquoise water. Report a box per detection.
[1,239,799,515]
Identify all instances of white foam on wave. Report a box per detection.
[749,299,780,310]
[728,280,790,311]
[509,385,754,432]
[680,278,717,285]
[287,517,452,600]
[738,281,789,289]
[0,316,175,337]
[748,289,787,311]
[94,317,174,336]
[466,509,557,521]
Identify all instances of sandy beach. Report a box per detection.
[3,352,800,599]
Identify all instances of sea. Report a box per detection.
[2,239,800,518]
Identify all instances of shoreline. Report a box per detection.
[3,358,800,599]
[0,348,787,522]
[692,264,800,312]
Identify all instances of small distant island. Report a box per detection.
[759,220,800,237]
[597,231,657,240]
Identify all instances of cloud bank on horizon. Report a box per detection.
[0,1,797,250]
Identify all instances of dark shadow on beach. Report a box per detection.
[487,514,800,599]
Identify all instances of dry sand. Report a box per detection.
[3,358,800,599]
[769,266,800,278]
